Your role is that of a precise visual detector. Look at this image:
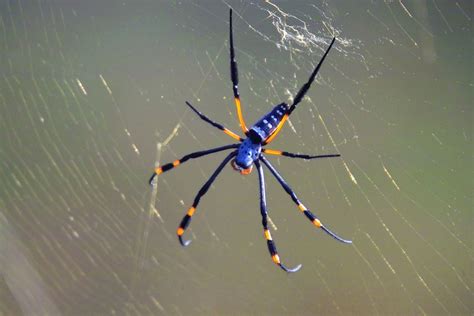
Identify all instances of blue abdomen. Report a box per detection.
[248,102,289,143]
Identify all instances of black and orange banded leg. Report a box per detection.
[260,155,352,244]
[229,9,248,134]
[186,101,243,142]
[177,151,236,246]
[264,37,336,145]
[255,160,302,273]
[263,148,341,160]
[149,144,239,185]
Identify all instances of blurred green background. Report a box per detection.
[0,0,472,315]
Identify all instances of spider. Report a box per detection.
[149,9,352,273]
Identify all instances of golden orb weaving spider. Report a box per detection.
[149,9,352,273]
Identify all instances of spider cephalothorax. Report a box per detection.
[232,138,261,174]
[149,9,351,273]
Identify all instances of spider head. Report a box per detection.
[231,159,253,175]
[232,138,261,175]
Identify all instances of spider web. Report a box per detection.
[0,0,472,314]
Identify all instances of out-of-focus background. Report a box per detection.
[0,0,472,315]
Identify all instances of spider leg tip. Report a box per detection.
[281,263,302,273]
[178,236,192,247]
[149,173,157,186]
[337,237,352,244]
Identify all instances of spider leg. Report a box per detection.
[177,151,236,246]
[260,155,352,244]
[229,9,248,134]
[186,101,243,142]
[255,160,302,273]
[263,148,340,160]
[149,144,239,185]
[264,37,336,145]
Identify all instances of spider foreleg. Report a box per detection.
[263,148,341,160]
[149,144,239,185]
[176,151,236,246]
[256,160,302,273]
[260,155,352,244]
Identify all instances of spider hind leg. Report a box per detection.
[229,9,249,134]
[186,101,242,142]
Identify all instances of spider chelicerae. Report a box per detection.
[149,9,352,273]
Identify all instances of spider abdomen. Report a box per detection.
[248,102,289,143]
